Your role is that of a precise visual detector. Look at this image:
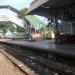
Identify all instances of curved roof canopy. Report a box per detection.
[25,15,46,29]
[27,0,75,17]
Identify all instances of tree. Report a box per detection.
[0,22,16,35]
[0,22,9,35]
[39,24,54,39]
[18,8,28,33]
[19,8,28,19]
[8,24,16,33]
[16,26,26,33]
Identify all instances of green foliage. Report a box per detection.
[19,8,28,19]
[40,24,54,32]
[0,21,26,35]
[16,26,26,33]
[39,25,54,39]
[0,22,16,34]
[0,22,9,34]
[17,8,28,33]
[9,25,16,33]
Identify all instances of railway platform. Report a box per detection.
[0,39,75,75]
[0,39,75,59]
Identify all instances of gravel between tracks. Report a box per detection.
[0,51,25,75]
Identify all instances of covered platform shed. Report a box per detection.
[27,0,75,17]
[26,0,75,44]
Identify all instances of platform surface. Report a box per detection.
[0,39,75,58]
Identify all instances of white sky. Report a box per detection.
[0,0,34,10]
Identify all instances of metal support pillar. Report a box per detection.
[54,16,58,30]
[53,16,58,43]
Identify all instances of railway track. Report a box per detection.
[0,47,25,75]
[0,43,75,75]
[0,45,38,75]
